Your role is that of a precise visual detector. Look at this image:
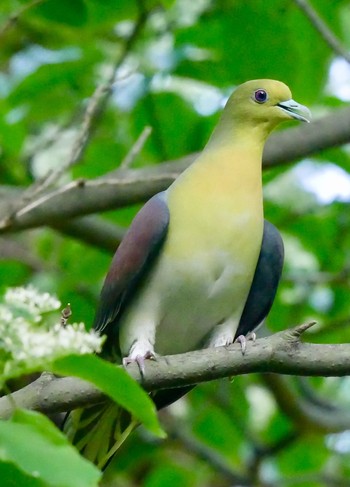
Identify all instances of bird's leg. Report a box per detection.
[120,314,158,376]
[208,319,256,356]
[123,352,156,376]
[208,320,236,348]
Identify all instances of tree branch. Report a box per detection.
[52,216,125,252]
[1,104,350,234]
[0,237,47,271]
[119,126,153,170]
[2,323,350,429]
[294,0,350,65]
[3,3,149,226]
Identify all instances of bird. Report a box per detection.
[65,79,311,468]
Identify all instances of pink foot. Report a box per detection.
[235,332,256,355]
[123,351,156,376]
[235,335,247,355]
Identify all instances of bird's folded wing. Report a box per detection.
[93,192,170,335]
[235,219,284,339]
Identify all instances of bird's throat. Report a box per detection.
[166,141,264,261]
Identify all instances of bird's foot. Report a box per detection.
[235,332,256,355]
[247,331,256,342]
[123,349,157,376]
[210,332,235,348]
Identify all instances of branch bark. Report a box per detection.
[53,216,125,252]
[1,323,350,429]
[1,105,350,234]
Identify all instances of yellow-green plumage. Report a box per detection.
[66,79,311,468]
[119,79,310,356]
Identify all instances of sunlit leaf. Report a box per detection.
[0,409,101,487]
[52,354,165,437]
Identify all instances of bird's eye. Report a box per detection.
[254,89,268,104]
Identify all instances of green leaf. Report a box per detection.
[0,462,47,487]
[34,0,88,26]
[85,0,137,24]
[144,464,197,487]
[0,409,101,487]
[174,0,335,102]
[52,354,165,438]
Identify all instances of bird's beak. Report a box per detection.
[277,99,311,123]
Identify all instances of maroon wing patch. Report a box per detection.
[93,192,169,334]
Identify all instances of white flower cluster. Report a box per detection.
[5,285,61,320]
[0,286,103,382]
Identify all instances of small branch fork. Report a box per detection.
[1,322,350,421]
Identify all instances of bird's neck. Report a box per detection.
[169,125,266,215]
[195,123,267,187]
[205,116,271,155]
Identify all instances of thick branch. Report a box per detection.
[0,187,125,252]
[52,216,125,252]
[1,105,350,234]
[2,324,350,427]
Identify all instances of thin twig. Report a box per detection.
[294,0,350,64]
[0,0,46,39]
[42,4,148,180]
[284,267,350,286]
[3,3,149,226]
[119,126,152,170]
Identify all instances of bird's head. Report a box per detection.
[221,79,311,140]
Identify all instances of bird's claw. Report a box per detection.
[123,351,157,377]
[235,335,247,355]
[235,332,256,355]
[248,331,256,342]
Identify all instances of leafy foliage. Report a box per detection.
[0,409,101,487]
[52,354,164,438]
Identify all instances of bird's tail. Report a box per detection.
[64,402,138,470]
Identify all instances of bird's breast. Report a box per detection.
[120,150,264,357]
[151,207,263,355]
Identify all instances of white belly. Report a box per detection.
[119,218,262,357]
[154,251,249,354]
